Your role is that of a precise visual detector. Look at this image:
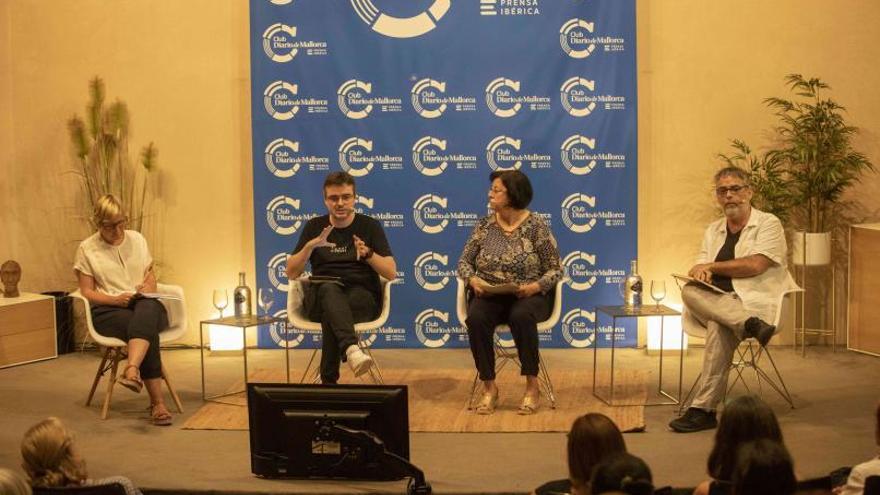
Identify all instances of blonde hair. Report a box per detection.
[93,194,125,225]
[0,468,32,495]
[20,417,87,488]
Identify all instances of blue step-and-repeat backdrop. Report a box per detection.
[250,0,637,349]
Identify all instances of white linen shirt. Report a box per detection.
[73,230,152,297]
[697,208,790,323]
[838,456,880,495]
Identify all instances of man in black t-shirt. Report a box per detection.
[669,166,790,433]
[286,172,396,384]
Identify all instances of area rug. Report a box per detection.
[182,366,646,433]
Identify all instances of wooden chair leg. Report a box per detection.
[101,350,122,419]
[86,347,111,406]
[161,364,184,413]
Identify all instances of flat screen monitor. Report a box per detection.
[247,382,410,480]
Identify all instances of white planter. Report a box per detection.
[791,231,832,266]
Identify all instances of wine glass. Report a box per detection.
[212,289,228,319]
[650,280,667,310]
[258,288,275,320]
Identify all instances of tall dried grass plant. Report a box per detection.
[68,77,158,233]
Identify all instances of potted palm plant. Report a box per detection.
[763,74,874,265]
[722,74,874,265]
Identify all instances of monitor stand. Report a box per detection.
[329,423,432,495]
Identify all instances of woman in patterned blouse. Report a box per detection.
[457,170,562,415]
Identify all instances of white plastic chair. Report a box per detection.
[680,281,803,411]
[455,277,565,409]
[287,277,398,384]
[71,284,186,419]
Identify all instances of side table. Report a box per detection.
[0,292,57,368]
[199,314,289,402]
[592,304,683,406]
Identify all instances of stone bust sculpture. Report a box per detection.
[1,260,22,297]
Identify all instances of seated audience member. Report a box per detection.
[21,417,142,495]
[694,395,786,495]
[74,194,173,425]
[534,413,627,495]
[0,468,32,495]
[730,439,796,495]
[835,402,880,495]
[458,170,562,415]
[589,453,654,495]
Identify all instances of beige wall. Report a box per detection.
[2,1,878,344]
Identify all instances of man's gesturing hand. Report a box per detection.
[352,235,371,261]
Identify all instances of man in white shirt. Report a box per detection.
[835,402,880,495]
[669,167,790,433]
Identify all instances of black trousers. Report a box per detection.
[304,283,379,384]
[465,293,551,381]
[91,298,169,380]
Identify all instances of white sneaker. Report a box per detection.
[346,345,373,377]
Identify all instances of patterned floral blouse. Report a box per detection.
[457,212,562,294]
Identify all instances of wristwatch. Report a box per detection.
[363,247,374,260]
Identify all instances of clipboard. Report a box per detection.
[671,273,730,294]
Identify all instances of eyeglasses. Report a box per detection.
[715,185,749,196]
[99,218,127,230]
[489,187,506,195]
[325,194,355,203]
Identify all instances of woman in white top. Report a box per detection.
[73,194,172,426]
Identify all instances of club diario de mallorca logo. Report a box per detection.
[338,137,404,176]
[561,135,597,175]
[563,251,598,291]
[262,23,328,62]
[485,77,551,117]
[560,19,595,59]
[412,194,448,234]
[414,308,462,347]
[411,78,477,118]
[263,24,298,62]
[263,81,328,120]
[266,252,290,291]
[414,252,454,291]
[411,136,478,176]
[561,308,596,348]
[351,0,450,39]
[486,135,552,171]
[266,195,316,236]
[337,79,402,119]
[561,193,627,233]
[560,77,597,117]
[412,194,478,234]
[561,193,597,233]
[264,138,330,178]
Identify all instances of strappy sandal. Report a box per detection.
[518,392,540,415]
[150,403,173,426]
[475,390,499,415]
[117,364,143,394]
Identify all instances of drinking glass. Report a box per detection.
[212,289,228,318]
[258,288,275,319]
[650,280,667,309]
